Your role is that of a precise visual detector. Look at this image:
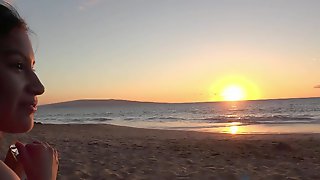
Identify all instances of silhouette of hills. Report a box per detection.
[40,97,320,108]
[40,99,167,108]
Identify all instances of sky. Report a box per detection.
[9,0,320,104]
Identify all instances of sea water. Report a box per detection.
[35,98,320,134]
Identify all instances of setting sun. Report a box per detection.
[209,75,261,102]
[222,85,245,101]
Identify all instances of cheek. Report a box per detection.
[0,70,25,101]
[0,69,26,131]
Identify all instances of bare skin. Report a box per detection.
[0,28,58,179]
[0,161,20,180]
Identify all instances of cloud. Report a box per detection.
[78,0,101,11]
[314,85,320,88]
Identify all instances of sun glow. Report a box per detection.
[209,75,261,102]
[222,85,245,101]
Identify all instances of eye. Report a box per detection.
[16,62,24,70]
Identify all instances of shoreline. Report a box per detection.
[2,124,320,179]
[36,121,320,135]
[34,123,320,136]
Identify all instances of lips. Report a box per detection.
[20,98,38,113]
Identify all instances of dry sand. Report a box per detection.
[1,124,320,180]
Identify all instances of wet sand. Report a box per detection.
[2,124,320,179]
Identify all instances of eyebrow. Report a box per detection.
[0,49,35,65]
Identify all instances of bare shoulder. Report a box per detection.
[0,160,20,180]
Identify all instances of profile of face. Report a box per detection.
[0,28,44,133]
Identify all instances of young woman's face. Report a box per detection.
[0,28,44,133]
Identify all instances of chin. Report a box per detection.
[19,116,34,133]
[0,113,34,133]
[11,116,34,133]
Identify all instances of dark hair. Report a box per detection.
[0,2,27,37]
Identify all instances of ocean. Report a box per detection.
[35,98,320,134]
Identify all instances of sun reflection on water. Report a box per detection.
[228,122,241,134]
[230,125,239,134]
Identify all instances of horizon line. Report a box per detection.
[40,96,320,106]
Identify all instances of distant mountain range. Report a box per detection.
[39,99,169,108]
[40,97,320,108]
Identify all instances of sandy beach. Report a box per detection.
[1,124,320,180]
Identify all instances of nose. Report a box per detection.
[26,71,45,96]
